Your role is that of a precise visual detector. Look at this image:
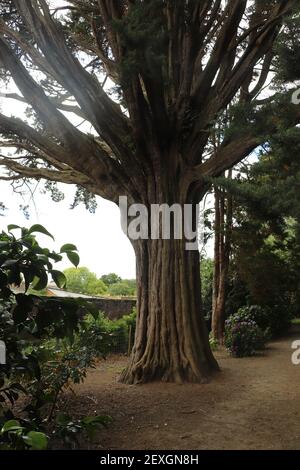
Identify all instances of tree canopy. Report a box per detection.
[64,267,108,295]
[0,1,299,195]
[100,273,122,286]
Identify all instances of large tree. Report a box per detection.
[0,0,300,383]
[231,128,300,319]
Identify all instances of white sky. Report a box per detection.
[0,180,136,279]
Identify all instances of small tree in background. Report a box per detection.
[100,273,122,287]
[107,279,136,297]
[64,267,107,296]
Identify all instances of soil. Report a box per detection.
[59,327,300,450]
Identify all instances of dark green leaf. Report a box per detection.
[26,431,48,450]
[28,224,54,240]
[60,244,78,253]
[1,259,19,268]
[31,271,48,291]
[67,252,80,268]
[1,420,22,433]
[7,225,21,232]
[51,270,67,288]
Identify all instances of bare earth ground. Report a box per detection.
[60,327,300,450]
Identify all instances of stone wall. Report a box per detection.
[46,286,136,320]
[91,297,136,320]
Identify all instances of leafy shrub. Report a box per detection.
[209,333,219,351]
[235,304,292,338]
[64,267,108,295]
[200,258,213,322]
[107,279,136,297]
[79,308,136,355]
[100,273,122,286]
[224,314,265,357]
[0,224,110,450]
[53,413,112,450]
[0,420,48,450]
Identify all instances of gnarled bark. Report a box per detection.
[121,237,219,384]
[120,174,219,384]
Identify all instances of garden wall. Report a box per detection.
[91,297,136,320]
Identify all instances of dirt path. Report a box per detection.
[62,328,300,450]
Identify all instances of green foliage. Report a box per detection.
[70,186,97,214]
[274,14,300,83]
[0,224,110,450]
[200,258,213,320]
[233,220,297,327]
[53,413,112,450]
[100,273,122,286]
[218,129,300,332]
[0,224,78,292]
[107,279,136,297]
[224,314,265,358]
[236,305,291,339]
[209,333,219,351]
[0,420,48,450]
[64,267,107,296]
[112,1,167,83]
[63,269,136,297]
[79,309,137,355]
[225,271,250,320]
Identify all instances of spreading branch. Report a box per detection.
[0,0,299,204]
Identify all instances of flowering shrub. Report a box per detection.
[236,304,291,338]
[234,305,272,341]
[224,313,265,357]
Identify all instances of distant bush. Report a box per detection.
[64,267,108,295]
[63,269,136,298]
[107,280,136,297]
[225,313,265,357]
[100,273,122,286]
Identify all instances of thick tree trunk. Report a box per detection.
[120,237,219,384]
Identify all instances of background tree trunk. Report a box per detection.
[212,172,233,343]
[212,187,225,342]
